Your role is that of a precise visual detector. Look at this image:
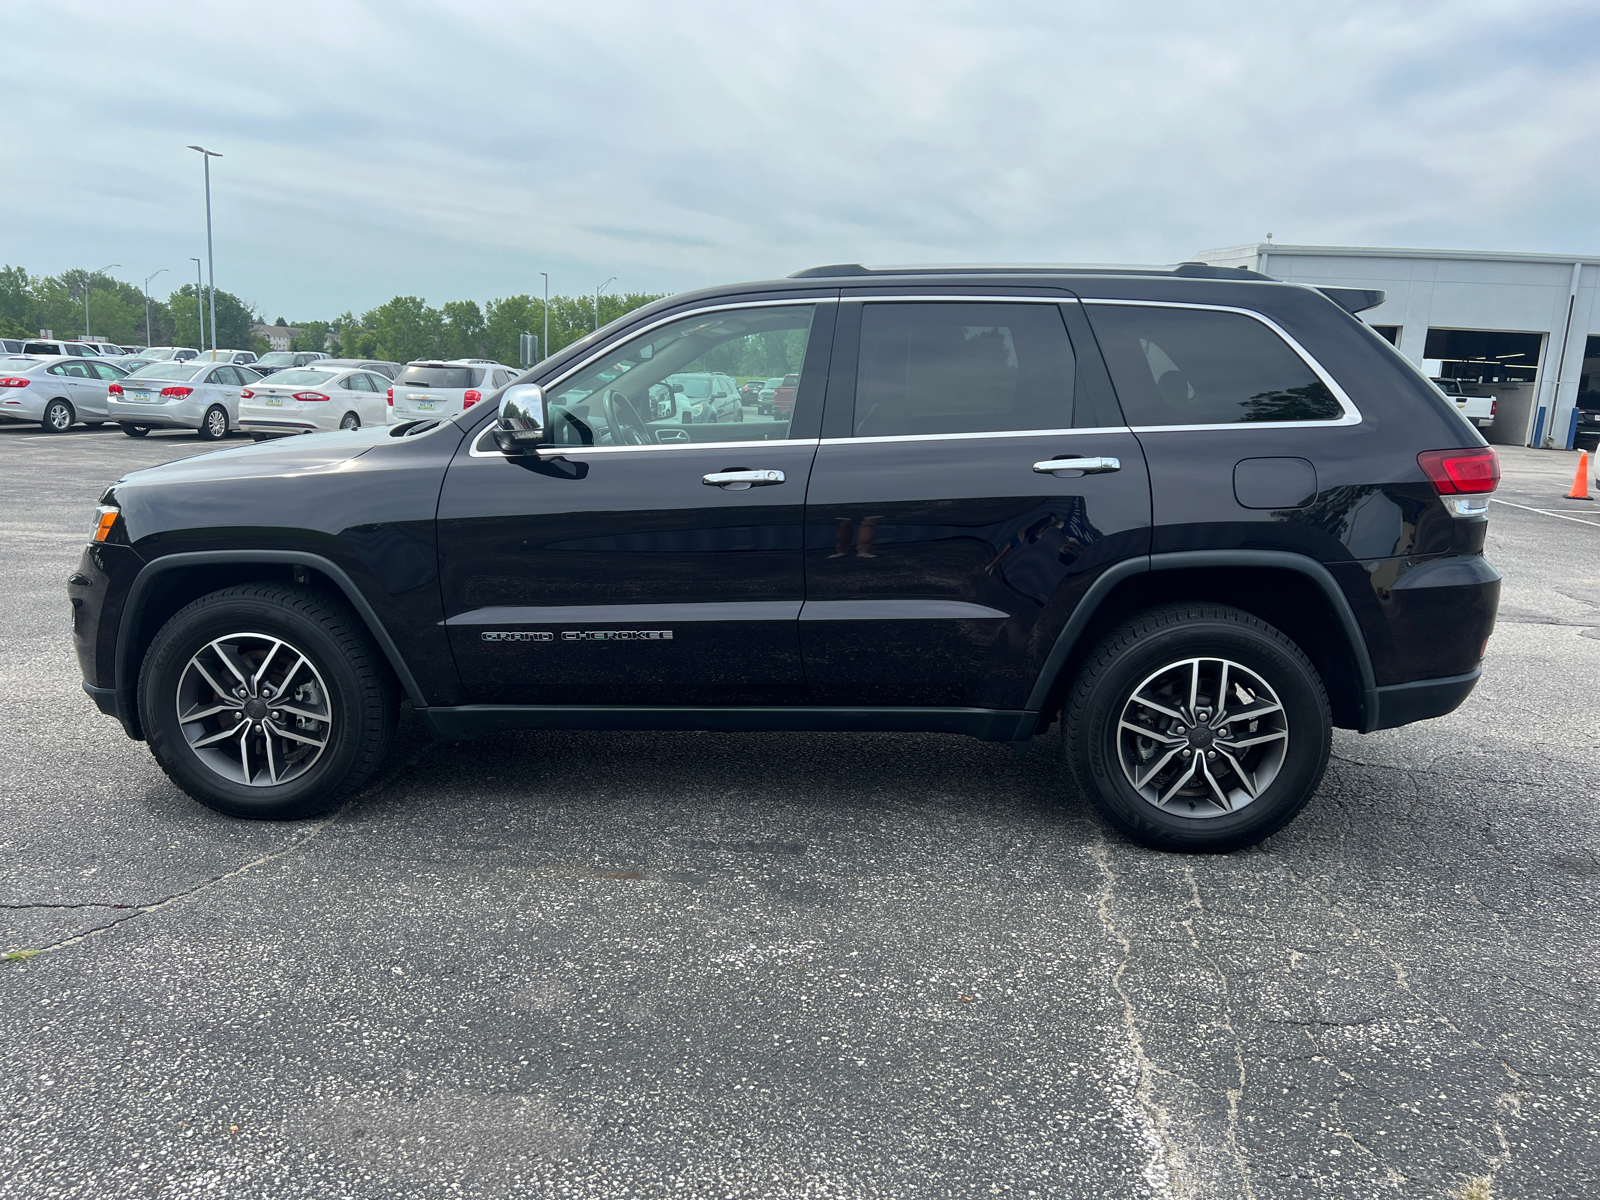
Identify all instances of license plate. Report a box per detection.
[129,390,152,402]
[415,400,436,411]
[264,398,282,406]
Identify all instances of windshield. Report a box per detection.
[127,363,207,382]
[256,352,300,366]
[265,369,339,387]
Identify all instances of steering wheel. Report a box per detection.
[602,389,649,445]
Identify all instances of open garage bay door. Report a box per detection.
[1423,328,1544,447]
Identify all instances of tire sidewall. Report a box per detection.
[1074,617,1329,851]
[199,405,228,440]
[140,594,368,817]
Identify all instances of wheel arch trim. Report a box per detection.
[114,551,428,734]
[1024,550,1379,730]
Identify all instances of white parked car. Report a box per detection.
[139,347,201,363]
[388,359,519,422]
[664,371,744,423]
[238,366,394,437]
[0,355,129,432]
[22,339,107,358]
[108,360,260,440]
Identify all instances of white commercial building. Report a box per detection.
[1194,243,1600,450]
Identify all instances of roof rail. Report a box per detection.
[788,261,1274,280]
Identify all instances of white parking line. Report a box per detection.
[1491,497,1600,527]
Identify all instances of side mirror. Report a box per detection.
[493,383,546,455]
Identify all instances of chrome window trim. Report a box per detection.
[819,426,1127,447]
[853,295,1072,304]
[1079,298,1362,429]
[466,296,835,458]
[468,430,820,459]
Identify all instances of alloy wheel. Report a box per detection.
[46,401,73,432]
[175,632,333,787]
[204,406,228,438]
[1116,656,1289,818]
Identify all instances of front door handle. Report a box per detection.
[703,469,785,489]
[1033,456,1121,476]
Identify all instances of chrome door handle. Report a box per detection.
[703,469,785,489]
[1033,456,1120,475]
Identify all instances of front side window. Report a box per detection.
[1088,305,1344,426]
[545,304,817,446]
[852,302,1075,437]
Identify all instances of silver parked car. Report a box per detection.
[0,354,129,432]
[108,360,261,440]
[313,357,402,380]
[137,347,201,363]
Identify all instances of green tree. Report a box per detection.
[292,320,330,353]
[168,284,257,350]
[440,300,485,360]
[0,313,28,340]
[362,296,442,363]
[0,265,27,330]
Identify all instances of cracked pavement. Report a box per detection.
[1,428,1597,1198]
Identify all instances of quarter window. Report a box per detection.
[852,302,1075,437]
[1088,305,1344,426]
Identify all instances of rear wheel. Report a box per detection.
[120,423,151,438]
[138,584,398,819]
[340,412,360,431]
[42,399,74,433]
[1063,603,1331,853]
[197,405,229,440]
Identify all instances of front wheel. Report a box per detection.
[138,584,398,819]
[120,423,151,438]
[1063,603,1331,853]
[197,405,229,440]
[42,399,74,433]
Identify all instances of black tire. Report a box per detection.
[138,584,398,819]
[197,405,229,440]
[340,412,360,430]
[120,423,151,438]
[1063,603,1331,853]
[41,399,74,433]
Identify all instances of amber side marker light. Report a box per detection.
[92,506,118,542]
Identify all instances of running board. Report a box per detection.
[418,705,1037,743]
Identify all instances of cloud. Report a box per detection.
[6,0,1598,318]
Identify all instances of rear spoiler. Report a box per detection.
[1315,286,1386,314]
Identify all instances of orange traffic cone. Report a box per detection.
[1567,450,1593,500]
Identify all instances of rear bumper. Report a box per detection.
[107,398,203,429]
[1367,669,1480,731]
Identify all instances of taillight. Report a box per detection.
[1490,400,1497,416]
[293,392,329,402]
[463,389,481,408]
[0,377,30,388]
[240,388,253,399]
[1418,447,1498,517]
[386,387,393,406]
[159,386,193,398]
[108,383,123,396]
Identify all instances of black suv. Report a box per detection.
[69,264,1501,852]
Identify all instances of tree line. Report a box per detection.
[0,265,665,365]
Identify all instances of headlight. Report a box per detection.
[92,505,119,542]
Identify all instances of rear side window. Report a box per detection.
[1088,304,1344,426]
[853,302,1075,437]
[398,365,474,388]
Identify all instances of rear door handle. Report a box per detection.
[1033,456,1121,475]
[703,469,785,489]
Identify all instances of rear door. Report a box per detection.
[436,298,836,706]
[799,294,1150,710]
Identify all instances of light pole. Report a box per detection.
[85,263,120,340]
[143,268,167,348]
[539,272,549,362]
[190,258,204,352]
[595,277,616,332]
[187,145,222,358]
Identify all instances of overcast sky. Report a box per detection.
[8,0,1599,320]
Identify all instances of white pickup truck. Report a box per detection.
[1431,378,1495,429]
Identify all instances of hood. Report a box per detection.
[116,425,391,490]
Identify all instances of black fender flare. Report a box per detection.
[114,550,429,736]
[1023,549,1379,731]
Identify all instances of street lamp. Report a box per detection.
[85,263,119,340]
[539,271,549,362]
[190,258,204,352]
[143,268,167,348]
[595,277,616,332]
[187,145,222,359]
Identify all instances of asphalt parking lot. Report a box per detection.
[1,424,1597,1200]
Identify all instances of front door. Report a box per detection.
[437,298,836,706]
[800,296,1151,710]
